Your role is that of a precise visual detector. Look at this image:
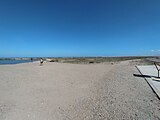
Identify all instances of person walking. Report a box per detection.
[40,58,44,66]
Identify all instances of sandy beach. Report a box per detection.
[0,60,160,120]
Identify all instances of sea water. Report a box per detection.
[0,60,32,65]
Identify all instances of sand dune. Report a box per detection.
[0,61,160,120]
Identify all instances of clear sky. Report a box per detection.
[0,0,160,57]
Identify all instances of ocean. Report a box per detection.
[0,60,32,65]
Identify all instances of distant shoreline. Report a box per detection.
[0,56,157,60]
[0,56,158,64]
[0,60,34,65]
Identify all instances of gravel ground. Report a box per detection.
[56,60,160,120]
[0,60,160,120]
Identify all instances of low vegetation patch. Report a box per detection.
[49,56,155,64]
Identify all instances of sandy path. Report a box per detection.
[0,61,160,120]
[0,62,113,120]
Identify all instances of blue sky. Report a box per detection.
[0,0,160,57]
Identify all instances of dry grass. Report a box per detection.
[49,56,155,64]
